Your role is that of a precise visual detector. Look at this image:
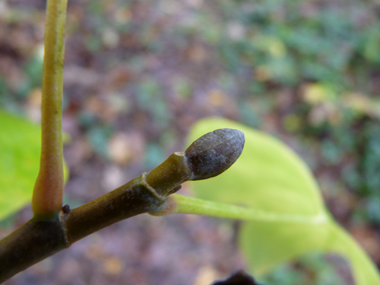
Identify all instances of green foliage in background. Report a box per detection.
[0,47,44,114]
[189,0,380,226]
[188,117,380,285]
[265,253,346,285]
[0,111,41,219]
[198,0,380,88]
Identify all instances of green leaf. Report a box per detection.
[188,117,324,217]
[0,111,41,220]
[187,117,380,285]
[240,218,330,276]
[0,111,68,220]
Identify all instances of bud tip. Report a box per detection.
[185,128,245,180]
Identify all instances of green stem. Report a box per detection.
[32,0,67,218]
[150,194,327,224]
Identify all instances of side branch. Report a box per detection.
[0,128,245,282]
[0,177,162,282]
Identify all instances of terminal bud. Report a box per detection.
[185,128,245,180]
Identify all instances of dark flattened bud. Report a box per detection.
[185,128,245,180]
[62,204,70,214]
[212,270,260,285]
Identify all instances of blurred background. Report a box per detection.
[1,0,380,284]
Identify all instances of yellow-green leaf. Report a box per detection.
[188,117,380,285]
[0,111,68,220]
[0,111,42,219]
[188,117,324,217]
